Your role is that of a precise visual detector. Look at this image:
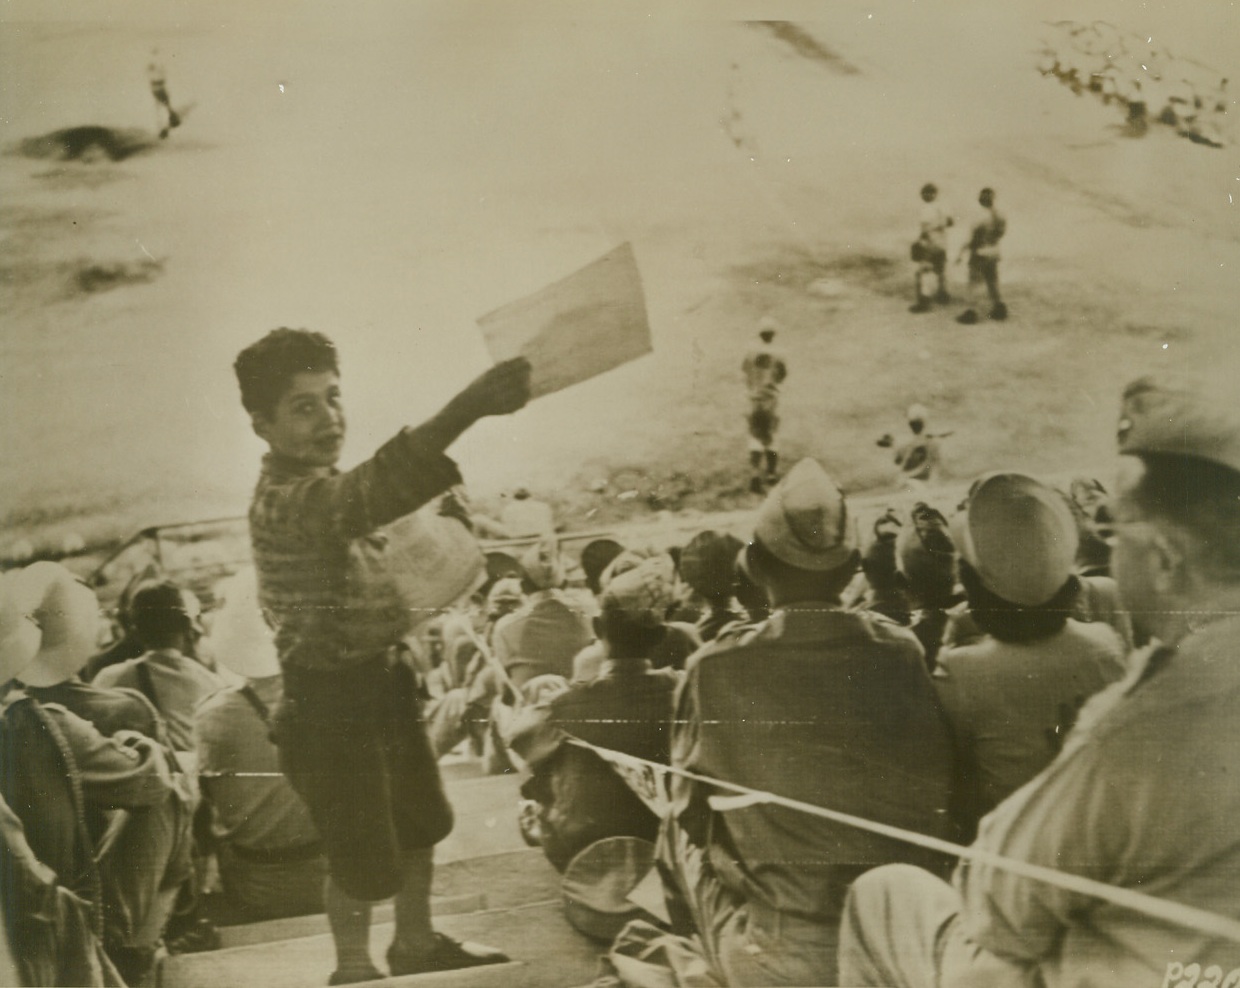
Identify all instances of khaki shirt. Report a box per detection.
[672,605,957,923]
[955,615,1240,985]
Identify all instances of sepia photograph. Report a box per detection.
[1,1,1237,986]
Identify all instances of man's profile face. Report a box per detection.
[1109,457,1159,640]
[253,370,346,468]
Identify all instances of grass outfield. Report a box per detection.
[1,7,1236,561]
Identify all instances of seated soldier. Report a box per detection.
[839,373,1240,988]
[663,460,957,987]
[933,473,1128,839]
[572,551,701,682]
[895,502,963,673]
[508,559,681,872]
[1,563,193,987]
[492,538,593,689]
[424,578,526,759]
[194,568,328,923]
[95,580,223,771]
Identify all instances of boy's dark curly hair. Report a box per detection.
[234,328,339,419]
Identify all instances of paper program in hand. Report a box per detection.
[477,242,652,399]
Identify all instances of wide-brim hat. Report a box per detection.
[0,571,42,684]
[1118,372,1240,474]
[950,472,1078,607]
[562,837,657,942]
[752,459,858,572]
[5,562,102,688]
[206,567,281,680]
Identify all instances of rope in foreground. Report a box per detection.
[566,737,1240,945]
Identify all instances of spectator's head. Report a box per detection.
[486,577,525,622]
[520,537,566,592]
[2,562,101,689]
[743,459,860,607]
[130,581,205,654]
[1064,477,1113,576]
[897,502,958,609]
[757,315,778,345]
[580,539,625,596]
[205,568,280,681]
[483,551,523,590]
[679,531,744,605]
[596,558,674,659]
[114,568,160,637]
[907,403,928,435]
[920,182,938,202]
[513,487,531,501]
[234,328,344,468]
[1111,373,1240,644]
[979,187,996,208]
[952,473,1079,642]
[860,509,904,605]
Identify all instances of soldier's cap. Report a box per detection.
[1117,373,1240,475]
[752,459,859,572]
[207,567,280,680]
[2,562,101,688]
[600,556,675,629]
[562,837,657,943]
[950,472,1078,607]
[598,547,661,593]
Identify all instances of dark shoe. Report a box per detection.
[388,933,510,976]
[989,302,1008,321]
[164,918,220,955]
[328,965,383,986]
[908,300,932,313]
[956,309,979,325]
[107,945,157,987]
[934,289,951,304]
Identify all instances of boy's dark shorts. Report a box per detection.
[274,656,453,901]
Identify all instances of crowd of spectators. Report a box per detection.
[1038,20,1231,147]
[2,352,1237,987]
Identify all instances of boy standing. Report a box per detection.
[234,328,529,985]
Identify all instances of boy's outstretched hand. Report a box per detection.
[459,357,532,418]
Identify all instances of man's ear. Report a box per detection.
[1149,528,1189,596]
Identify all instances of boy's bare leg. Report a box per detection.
[324,877,378,984]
